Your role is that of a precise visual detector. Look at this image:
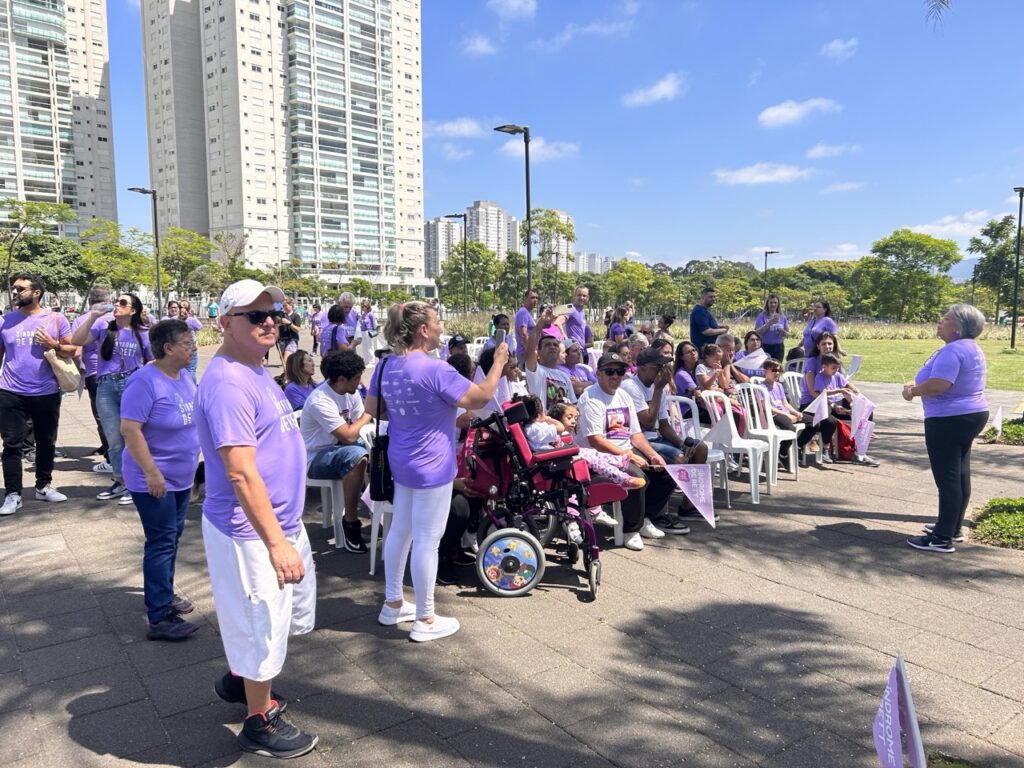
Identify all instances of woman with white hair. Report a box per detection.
[903,304,989,554]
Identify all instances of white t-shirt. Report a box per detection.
[299,381,366,465]
[619,377,669,441]
[577,383,638,451]
[525,362,577,413]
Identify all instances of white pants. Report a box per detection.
[384,480,453,619]
[360,334,376,365]
[202,516,316,681]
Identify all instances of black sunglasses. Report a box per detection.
[228,309,286,324]
[116,298,132,307]
[601,367,627,377]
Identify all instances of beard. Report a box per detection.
[15,294,34,308]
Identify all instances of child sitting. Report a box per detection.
[814,353,879,467]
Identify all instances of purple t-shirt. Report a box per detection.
[756,312,789,346]
[766,380,788,411]
[814,370,848,403]
[369,351,471,489]
[800,356,822,404]
[559,363,595,384]
[341,308,360,341]
[563,305,592,348]
[608,322,626,342]
[72,311,109,378]
[802,316,838,356]
[184,315,202,340]
[195,355,306,540]
[91,319,151,377]
[674,368,698,397]
[284,381,315,410]
[514,307,535,350]
[310,310,328,333]
[0,310,72,396]
[915,339,988,419]
[360,312,377,333]
[120,365,199,493]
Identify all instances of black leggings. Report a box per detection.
[774,411,837,450]
[924,411,988,539]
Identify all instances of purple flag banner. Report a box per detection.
[873,654,926,768]
[665,464,715,527]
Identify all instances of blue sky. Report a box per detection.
[110,0,1024,271]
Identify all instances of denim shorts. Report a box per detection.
[307,443,368,480]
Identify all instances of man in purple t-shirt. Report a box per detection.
[563,285,594,349]
[195,279,318,758]
[0,273,74,516]
[514,289,538,364]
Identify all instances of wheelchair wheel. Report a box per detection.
[588,559,601,600]
[476,528,545,597]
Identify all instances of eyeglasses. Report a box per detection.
[228,309,286,324]
[116,298,131,307]
[601,368,627,377]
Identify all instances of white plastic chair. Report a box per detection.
[749,375,765,387]
[736,383,801,485]
[360,421,393,576]
[700,390,770,504]
[666,395,730,508]
[781,372,822,465]
[473,336,490,346]
[785,358,805,373]
[307,477,344,549]
[846,354,863,380]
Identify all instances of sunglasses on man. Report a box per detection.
[227,309,287,324]
[601,367,627,377]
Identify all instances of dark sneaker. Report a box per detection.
[907,534,955,554]
[96,481,127,500]
[676,507,720,522]
[169,595,194,615]
[147,614,199,641]
[341,519,368,553]
[238,703,317,759]
[214,672,289,713]
[436,563,458,586]
[651,514,690,535]
[923,524,965,543]
[453,550,477,567]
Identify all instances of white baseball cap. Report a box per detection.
[219,279,286,315]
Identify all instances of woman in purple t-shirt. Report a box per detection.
[72,292,152,506]
[903,305,989,553]
[283,350,316,410]
[121,319,201,641]
[801,299,839,357]
[367,301,509,643]
[754,294,790,362]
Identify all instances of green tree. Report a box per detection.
[857,229,961,320]
[0,200,77,308]
[160,227,213,297]
[79,219,156,301]
[211,232,269,283]
[968,215,1016,322]
[603,259,653,307]
[345,278,375,301]
[438,240,500,311]
[495,250,527,310]
[521,208,576,301]
[10,234,89,295]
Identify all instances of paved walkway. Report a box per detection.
[1,360,1022,767]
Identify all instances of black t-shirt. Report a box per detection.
[278,311,301,344]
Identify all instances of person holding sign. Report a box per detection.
[903,305,989,554]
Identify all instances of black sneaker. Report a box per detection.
[923,524,964,543]
[907,534,955,554]
[341,519,368,553]
[238,703,317,759]
[96,481,127,500]
[676,507,720,522]
[214,672,289,713]
[147,614,199,641]
[436,562,459,585]
[453,550,477,567]
[169,595,194,615]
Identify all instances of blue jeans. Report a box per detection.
[307,443,368,479]
[187,350,198,383]
[96,374,132,479]
[131,489,191,624]
[649,437,684,464]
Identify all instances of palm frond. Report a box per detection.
[925,0,952,26]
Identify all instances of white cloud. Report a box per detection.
[627,176,648,188]
[910,210,1008,239]
[821,181,864,194]
[712,162,814,185]
[1007,193,1022,205]
[747,59,765,88]
[424,117,484,139]
[820,38,858,61]
[534,18,633,49]
[622,72,686,108]
[624,250,643,260]
[501,136,579,162]
[813,243,864,259]
[442,143,472,161]
[487,0,535,19]
[758,98,842,128]
[622,1,641,15]
[806,142,860,159]
[461,34,497,55]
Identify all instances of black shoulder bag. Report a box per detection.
[368,357,394,502]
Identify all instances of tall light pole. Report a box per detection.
[494,123,532,294]
[445,213,468,313]
[1011,187,1023,350]
[128,187,162,312]
[763,249,779,303]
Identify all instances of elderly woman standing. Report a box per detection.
[367,302,508,642]
[121,320,201,640]
[903,305,989,554]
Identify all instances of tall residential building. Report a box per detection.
[141,0,430,296]
[423,215,460,278]
[506,215,519,256]
[0,0,117,234]
[465,199,512,259]
[541,208,574,272]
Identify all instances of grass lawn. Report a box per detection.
[844,338,1023,391]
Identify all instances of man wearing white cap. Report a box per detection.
[195,279,317,758]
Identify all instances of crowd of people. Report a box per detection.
[0,271,991,758]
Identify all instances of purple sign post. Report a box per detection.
[873,654,926,768]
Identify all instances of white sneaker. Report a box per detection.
[639,518,666,539]
[0,493,22,516]
[591,508,619,527]
[378,601,417,626]
[118,491,134,506]
[623,532,644,551]
[409,614,460,643]
[727,458,741,473]
[565,521,583,545]
[34,485,68,503]
[92,461,113,474]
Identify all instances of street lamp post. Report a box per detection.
[1011,187,1023,350]
[763,249,779,303]
[128,187,162,312]
[494,124,532,294]
[445,213,468,314]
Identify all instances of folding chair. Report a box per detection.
[736,383,801,485]
[700,390,770,504]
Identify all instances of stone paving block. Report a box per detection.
[93,588,147,620]
[925,719,1024,768]
[448,624,569,684]
[289,679,413,747]
[23,660,147,724]
[12,604,114,652]
[62,699,170,760]
[0,637,19,674]
[123,618,226,678]
[394,670,524,740]
[511,661,636,726]
[354,643,468,701]
[143,657,228,717]
[0,565,87,599]
[653,615,752,668]
[767,729,878,768]
[0,670,26,715]
[161,700,244,767]
[902,630,1016,685]
[906,664,1021,739]
[19,632,126,685]
[989,713,1024,761]
[982,661,1024,703]
[322,716,472,768]
[0,708,42,763]
[976,624,1024,663]
[4,585,99,623]
[968,595,1024,631]
[316,614,412,661]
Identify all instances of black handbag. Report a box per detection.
[368,357,394,502]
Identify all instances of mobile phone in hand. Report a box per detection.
[552,303,573,316]
[495,328,506,346]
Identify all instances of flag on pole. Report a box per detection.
[735,349,768,373]
[992,405,1004,437]
[851,393,876,456]
[873,654,927,768]
[665,464,715,527]
[701,411,733,446]
[804,391,829,426]
[360,486,375,514]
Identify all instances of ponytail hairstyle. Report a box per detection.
[100,293,148,362]
[384,301,432,353]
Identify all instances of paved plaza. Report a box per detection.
[0,351,1022,767]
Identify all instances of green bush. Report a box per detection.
[196,327,222,347]
[973,496,1024,549]
[982,418,1024,446]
